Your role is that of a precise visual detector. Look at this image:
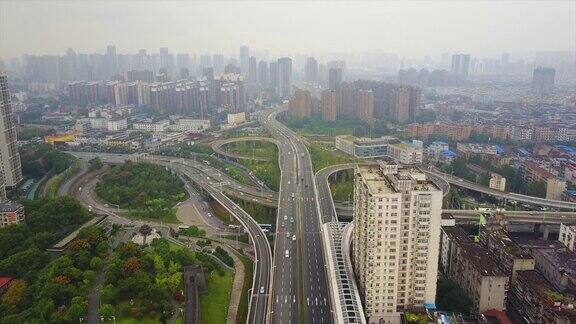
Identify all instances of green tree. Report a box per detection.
[1,279,27,310]
[88,157,103,171]
[99,303,115,317]
[436,278,473,316]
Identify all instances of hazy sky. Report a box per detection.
[1,0,574,59]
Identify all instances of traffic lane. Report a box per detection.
[271,156,299,323]
[175,166,271,322]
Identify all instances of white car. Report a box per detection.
[260,286,265,294]
[292,235,296,241]
[285,250,289,258]
[284,215,288,221]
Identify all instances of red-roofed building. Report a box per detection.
[482,309,513,324]
[0,277,13,294]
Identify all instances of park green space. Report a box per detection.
[308,142,359,172]
[0,196,106,323]
[329,169,354,203]
[221,140,281,191]
[200,270,234,324]
[221,140,276,160]
[281,114,370,136]
[235,253,253,324]
[95,162,188,221]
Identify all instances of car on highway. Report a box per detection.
[260,286,265,294]
[285,249,289,258]
[292,234,296,241]
[284,215,288,221]
[286,232,290,238]
[290,217,294,223]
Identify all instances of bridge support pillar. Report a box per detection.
[542,225,550,241]
[534,223,541,235]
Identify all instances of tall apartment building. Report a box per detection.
[451,54,471,79]
[354,89,374,126]
[258,61,269,87]
[248,56,258,84]
[531,67,555,96]
[321,89,338,121]
[559,223,576,251]
[239,45,250,77]
[305,57,318,84]
[353,161,442,323]
[288,89,312,119]
[329,68,343,91]
[339,82,354,118]
[389,86,411,123]
[0,72,23,188]
[277,57,293,98]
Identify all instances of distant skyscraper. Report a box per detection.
[501,53,510,65]
[159,47,174,73]
[106,45,117,76]
[213,54,225,75]
[305,57,318,84]
[249,56,258,84]
[176,53,190,69]
[327,60,346,81]
[531,67,555,96]
[269,61,279,90]
[354,89,374,125]
[353,161,442,323]
[277,57,292,98]
[240,45,250,76]
[390,86,411,123]
[328,68,343,91]
[451,54,471,80]
[0,72,23,188]
[289,89,312,119]
[321,90,338,121]
[200,55,212,69]
[258,61,269,87]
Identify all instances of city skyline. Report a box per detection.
[1,1,575,60]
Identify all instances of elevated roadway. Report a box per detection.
[260,108,333,324]
[212,136,279,162]
[69,152,272,324]
[425,168,576,210]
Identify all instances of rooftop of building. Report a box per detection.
[458,242,507,277]
[482,225,533,259]
[516,270,561,301]
[357,164,441,195]
[0,277,12,288]
[442,225,471,245]
[533,247,576,281]
[0,201,24,213]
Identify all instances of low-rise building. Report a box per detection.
[387,142,423,165]
[0,201,25,228]
[546,178,567,201]
[227,112,246,125]
[559,223,576,251]
[478,223,535,282]
[169,118,211,132]
[440,226,509,315]
[334,135,395,158]
[132,119,170,132]
[489,173,507,191]
[508,270,576,324]
[515,238,576,296]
